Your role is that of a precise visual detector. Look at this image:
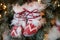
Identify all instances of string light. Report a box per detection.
[38,0,41,3]
[43,34,48,40]
[3,5,6,10]
[0,3,2,5]
[4,11,7,15]
[58,4,60,7]
[0,14,2,18]
[54,1,57,4]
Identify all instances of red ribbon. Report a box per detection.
[15,11,25,18]
[17,11,25,15]
[23,8,40,19]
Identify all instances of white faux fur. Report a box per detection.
[11,18,26,28]
[16,26,22,38]
[27,17,45,27]
[11,19,18,25]
[12,4,24,13]
[22,1,46,12]
[33,2,46,11]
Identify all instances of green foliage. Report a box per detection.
[36,29,45,40]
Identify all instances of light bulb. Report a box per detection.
[1,3,2,5]
[3,5,6,10]
[38,0,41,3]
[58,4,60,7]
[0,14,2,18]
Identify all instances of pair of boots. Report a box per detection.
[11,7,43,38]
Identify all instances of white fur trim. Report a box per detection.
[22,2,46,12]
[11,18,26,27]
[13,5,24,13]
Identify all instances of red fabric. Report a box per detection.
[11,31,15,37]
[23,8,39,13]
[18,11,25,15]
[23,24,38,36]
[15,11,25,18]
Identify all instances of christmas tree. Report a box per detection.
[0,0,60,40]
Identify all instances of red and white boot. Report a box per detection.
[11,25,23,38]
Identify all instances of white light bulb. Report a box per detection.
[38,0,41,3]
[0,14,2,18]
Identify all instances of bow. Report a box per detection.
[23,8,40,19]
